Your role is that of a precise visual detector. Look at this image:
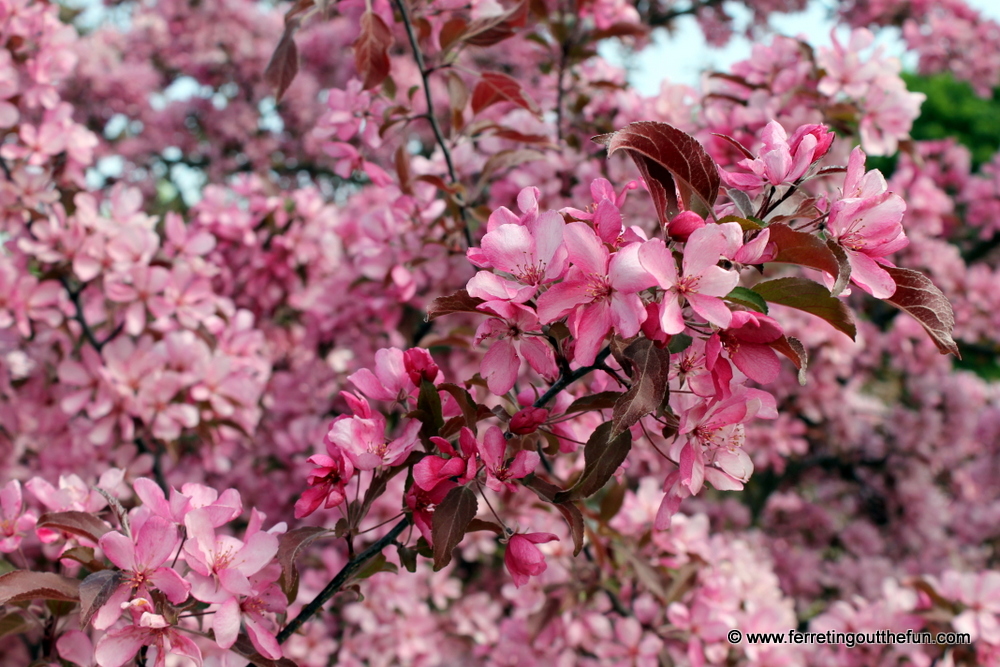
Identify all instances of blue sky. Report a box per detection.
[610,0,1000,94]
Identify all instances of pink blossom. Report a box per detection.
[93,516,190,630]
[183,507,279,602]
[828,147,908,298]
[475,301,558,395]
[326,394,421,470]
[721,121,834,192]
[638,224,740,333]
[415,428,478,491]
[0,480,37,553]
[707,310,784,384]
[503,532,558,587]
[478,425,539,492]
[536,223,656,365]
[95,610,202,667]
[466,211,568,302]
[348,347,418,402]
[510,407,549,435]
[295,442,355,518]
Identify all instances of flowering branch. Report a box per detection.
[275,517,410,644]
[393,0,472,245]
[533,346,612,409]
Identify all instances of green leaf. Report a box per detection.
[667,333,692,354]
[554,422,632,502]
[724,286,768,314]
[753,277,856,340]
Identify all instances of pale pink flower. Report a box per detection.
[639,224,740,334]
[183,508,279,602]
[95,611,202,667]
[326,394,421,470]
[93,516,190,630]
[0,480,37,553]
[828,147,908,298]
[475,301,558,395]
[536,223,656,365]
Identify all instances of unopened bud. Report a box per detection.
[510,407,549,435]
[667,211,705,242]
[404,348,439,385]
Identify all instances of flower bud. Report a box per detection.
[403,348,439,386]
[509,407,549,435]
[667,211,706,242]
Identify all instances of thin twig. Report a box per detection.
[393,0,473,246]
[274,517,410,645]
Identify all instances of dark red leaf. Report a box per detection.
[883,266,960,357]
[767,223,851,295]
[79,570,124,628]
[611,338,671,439]
[353,12,393,90]
[471,72,540,116]
[770,335,808,385]
[264,27,299,103]
[555,422,632,502]
[753,277,856,340]
[231,635,299,667]
[554,502,585,556]
[462,1,528,46]
[439,18,468,50]
[0,571,80,606]
[37,511,111,544]
[564,391,623,415]
[276,527,328,602]
[432,485,478,569]
[599,121,721,222]
[427,289,485,320]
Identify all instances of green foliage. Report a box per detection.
[903,72,1000,169]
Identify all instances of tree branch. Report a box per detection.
[533,346,612,408]
[57,276,123,353]
[393,0,473,246]
[275,517,410,644]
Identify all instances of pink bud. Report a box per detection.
[504,532,558,587]
[667,211,705,242]
[403,348,439,386]
[510,407,549,435]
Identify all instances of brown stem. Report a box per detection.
[393,0,473,246]
[274,517,410,645]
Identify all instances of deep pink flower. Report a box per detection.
[478,425,539,492]
[510,407,549,435]
[504,532,558,587]
[295,445,355,518]
[707,310,784,384]
[415,428,478,491]
[536,223,656,365]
